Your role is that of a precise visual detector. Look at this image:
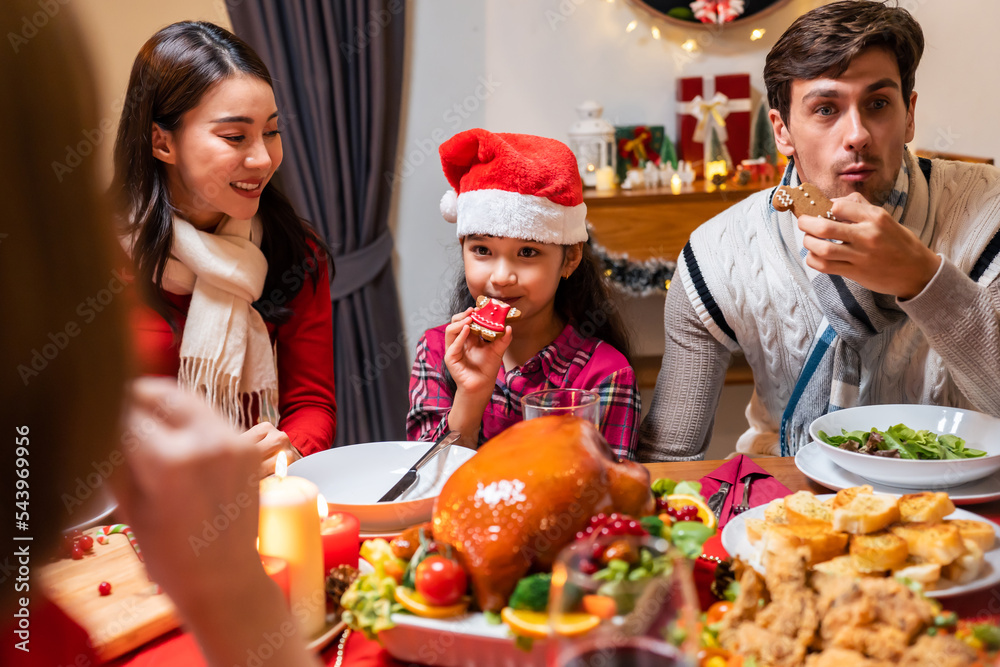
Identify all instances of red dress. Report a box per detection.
[130,254,337,456]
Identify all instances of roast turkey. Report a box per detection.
[432,416,653,612]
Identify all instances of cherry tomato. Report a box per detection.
[705,601,733,626]
[414,555,467,607]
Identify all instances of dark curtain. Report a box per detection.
[229,1,409,445]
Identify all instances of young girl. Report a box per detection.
[406,129,640,459]
[114,22,336,474]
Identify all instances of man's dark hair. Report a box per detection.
[764,1,924,124]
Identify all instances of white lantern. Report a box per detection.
[568,101,616,188]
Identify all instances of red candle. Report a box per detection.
[260,554,290,604]
[320,511,360,573]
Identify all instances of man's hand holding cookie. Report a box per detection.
[775,184,941,299]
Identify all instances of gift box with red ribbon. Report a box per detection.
[677,73,752,175]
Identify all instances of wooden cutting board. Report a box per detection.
[39,527,179,660]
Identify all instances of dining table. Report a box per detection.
[107,456,1000,666]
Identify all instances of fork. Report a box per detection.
[732,472,766,515]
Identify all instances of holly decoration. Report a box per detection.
[690,0,746,24]
[750,99,778,165]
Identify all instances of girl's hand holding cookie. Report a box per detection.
[444,309,513,398]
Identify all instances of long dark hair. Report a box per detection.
[112,21,331,325]
[449,243,633,363]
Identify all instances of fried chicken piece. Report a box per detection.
[857,578,934,639]
[899,634,976,667]
[814,576,934,659]
[756,591,819,652]
[805,648,892,667]
[718,564,767,637]
[727,622,807,667]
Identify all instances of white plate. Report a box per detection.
[380,612,548,667]
[795,442,1000,505]
[288,441,476,532]
[809,404,1000,488]
[721,493,1000,598]
[64,486,117,533]
[307,614,346,652]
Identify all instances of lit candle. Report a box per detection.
[705,160,728,182]
[594,166,616,191]
[317,494,361,573]
[670,173,682,195]
[258,452,326,638]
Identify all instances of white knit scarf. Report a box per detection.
[137,216,278,428]
[778,153,911,454]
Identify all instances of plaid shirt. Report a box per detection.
[406,323,640,460]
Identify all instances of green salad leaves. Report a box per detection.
[818,423,987,460]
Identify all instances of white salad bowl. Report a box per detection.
[287,441,476,532]
[809,404,1000,489]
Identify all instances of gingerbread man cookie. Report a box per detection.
[469,295,521,342]
[773,183,837,221]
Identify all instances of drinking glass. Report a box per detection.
[521,389,601,425]
[547,534,699,667]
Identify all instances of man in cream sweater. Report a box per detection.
[639,0,1000,461]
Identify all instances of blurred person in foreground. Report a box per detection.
[0,3,320,665]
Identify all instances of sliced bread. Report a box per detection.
[850,531,909,572]
[898,492,955,523]
[765,522,848,565]
[945,519,996,552]
[764,498,788,524]
[832,493,901,534]
[785,491,833,525]
[831,485,874,510]
[890,522,966,565]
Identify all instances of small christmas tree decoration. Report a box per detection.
[660,133,678,170]
[750,99,778,165]
[704,121,733,181]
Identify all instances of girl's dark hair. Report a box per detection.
[765,0,924,125]
[448,242,633,373]
[112,21,331,325]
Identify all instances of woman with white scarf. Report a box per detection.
[114,22,337,476]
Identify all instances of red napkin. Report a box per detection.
[698,455,792,530]
[691,456,794,610]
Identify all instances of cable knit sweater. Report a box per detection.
[638,158,1000,462]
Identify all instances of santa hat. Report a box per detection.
[438,129,588,245]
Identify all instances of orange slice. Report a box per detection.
[666,494,718,531]
[500,607,600,639]
[394,586,469,619]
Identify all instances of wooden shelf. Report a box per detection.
[585,178,778,262]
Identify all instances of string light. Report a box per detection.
[651,25,661,40]
[625,20,638,33]
[750,28,766,41]
[681,39,698,53]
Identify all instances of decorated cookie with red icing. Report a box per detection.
[470,295,521,341]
